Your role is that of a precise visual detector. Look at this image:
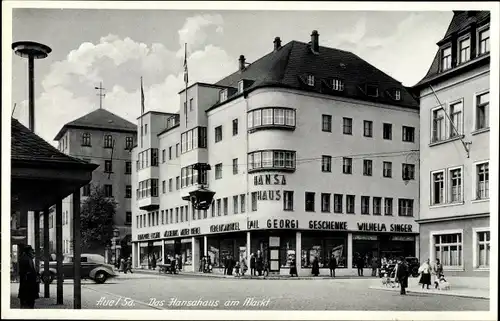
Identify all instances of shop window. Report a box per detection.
[433,232,463,268]
[279,235,296,268]
[474,229,490,269]
[301,235,347,268]
[283,191,294,211]
[181,242,192,266]
[333,194,343,213]
[305,192,315,212]
[353,235,379,268]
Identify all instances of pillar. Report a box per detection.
[43,208,50,298]
[415,235,420,259]
[295,231,302,276]
[246,231,251,264]
[27,211,34,248]
[72,190,82,309]
[132,243,137,268]
[161,240,165,263]
[192,237,200,272]
[34,211,40,294]
[56,200,63,304]
[347,233,353,269]
[203,236,208,257]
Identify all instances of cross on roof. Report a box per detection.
[95,82,106,109]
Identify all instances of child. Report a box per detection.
[434,274,451,290]
[234,261,241,277]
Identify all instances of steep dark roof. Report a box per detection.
[12,118,94,168]
[210,40,419,110]
[54,108,137,140]
[414,11,490,88]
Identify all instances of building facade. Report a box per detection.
[51,108,137,262]
[132,31,420,275]
[414,11,490,277]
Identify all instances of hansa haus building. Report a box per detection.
[131,31,421,276]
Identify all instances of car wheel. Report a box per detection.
[94,271,108,284]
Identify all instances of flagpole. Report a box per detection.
[140,77,144,149]
[184,43,188,127]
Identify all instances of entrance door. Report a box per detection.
[268,236,280,272]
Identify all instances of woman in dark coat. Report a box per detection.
[151,255,157,270]
[250,253,256,276]
[18,245,39,309]
[289,257,298,277]
[311,256,320,276]
[329,255,337,277]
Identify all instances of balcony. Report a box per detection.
[137,195,160,211]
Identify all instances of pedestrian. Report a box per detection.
[119,258,125,272]
[250,253,256,277]
[256,250,263,276]
[18,245,39,309]
[329,254,337,278]
[395,257,409,295]
[290,256,298,277]
[199,256,204,272]
[125,257,133,273]
[170,256,176,274]
[432,259,443,287]
[223,255,228,275]
[151,254,157,270]
[356,254,364,276]
[240,256,248,276]
[311,256,320,277]
[418,258,432,289]
[207,256,212,273]
[177,254,182,272]
[371,257,378,277]
[234,260,241,277]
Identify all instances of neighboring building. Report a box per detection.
[51,108,137,262]
[132,30,420,275]
[413,11,490,276]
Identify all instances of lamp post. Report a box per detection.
[113,228,120,266]
[12,41,52,132]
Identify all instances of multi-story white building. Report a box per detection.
[132,31,420,275]
[413,11,490,277]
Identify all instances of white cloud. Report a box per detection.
[178,14,224,51]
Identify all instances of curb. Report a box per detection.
[369,286,490,300]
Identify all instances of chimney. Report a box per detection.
[274,37,282,51]
[239,55,246,71]
[311,30,319,53]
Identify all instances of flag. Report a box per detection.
[183,43,188,85]
[140,77,145,115]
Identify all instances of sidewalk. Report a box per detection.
[10,283,74,309]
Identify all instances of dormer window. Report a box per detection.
[219,89,228,102]
[307,75,315,86]
[366,85,378,97]
[332,79,344,91]
[395,90,401,101]
[458,37,471,64]
[238,80,244,93]
[478,27,490,55]
[441,46,452,71]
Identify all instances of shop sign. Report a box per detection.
[357,223,413,233]
[309,220,348,231]
[266,219,299,229]
[353,235,378,241]
[391,236,415,241]
[247,220,260,229]
[256,190,281,201]
[137,232,161,240]
[210,222,241,233]
[180,227,201,236]
[164,229,179,238]
[253,174,287,186]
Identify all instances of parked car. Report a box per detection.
[39,254,116,284]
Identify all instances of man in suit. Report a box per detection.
[17,245,39,308]
[395,256,409,295]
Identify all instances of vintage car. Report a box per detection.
[405,256,420,277]
[39,254,116,284]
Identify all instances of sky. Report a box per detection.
[10,8,454,145]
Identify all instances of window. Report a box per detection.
[82,184,91,197]
[125,185,132,198]
[169,179,173,192]
[321,193,331,213]
[332,79,344,91]
[238,80,244,93]
[402,163,415,180]
[383,123,392,140]
[232,158,238,175]
[175,208,179,223]
[144,124,148,135]
[211,202,215,217]
[251,193,258,211]
[432,108,446,142]
[322,115,332,132]
[402,126,415,142]
[104,135,113,148]
[126,212,132,225]
[398,199,413,217]
[176,176,180,190]
[104,160,112,173]
[384,198,393,215]
[283,191,294,211]
[81,133,91,146]
[343,117,352,135]
[441,46,452,71]
[180,207,184,222]
[125,137,133,150]
[346,195,355,214]
[307,75,315,86]
[366,85,378,97]
[342,157,352,174]
[333,194,343,213]
[151,148,159,166]
[432,171,445,205]
[458,37,470,64]
[284,110,295,126]
[176,143,179,157]
[151,179,158,197]
[361,196,370,214]
[478,27,490,55]
[305,192,315,212]
[449,101,463,137]
[476,162,489,200]
[215,163,223,179]
[363,120,373,137]
[476,92,489,130]
[104,185,113,197]
[248,150,296,171]
[363,160,372,176]
[232,119,238,136]
[373,197,381,215]
[449,167,462,203]
[434,233,462,268]
[322,155,332,172]
[162,180,166,194]
[219,89,228,102]
[233,196,238,214]
[240,194,246,213]
[223,198,228,216]
[215,126,222,143]
[169,146,172,160]
[474,229,490,269]
[181,128,205,153]
[125,161,132,174]
[395,90,401,101]
[262,109,273,125]
[189,98,193,111]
